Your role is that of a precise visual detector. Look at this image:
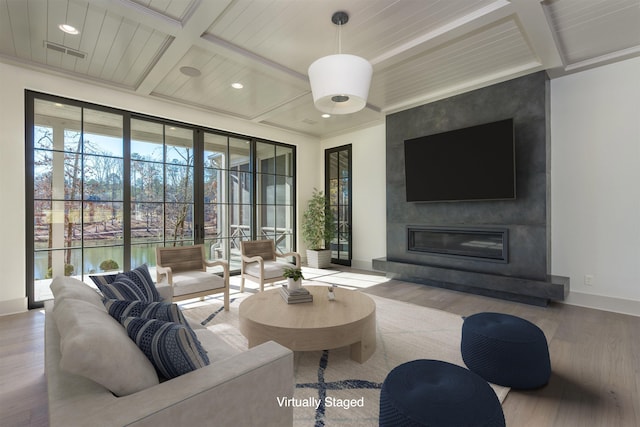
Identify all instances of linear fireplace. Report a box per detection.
[407,226,508,263]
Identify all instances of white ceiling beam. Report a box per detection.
[134,0,234,95]
[370,0,515,70]
[508,0,564,71]
[104,0,182,35]
[197,33,308,82]
[563,45,640,75]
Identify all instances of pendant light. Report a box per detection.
[308,11,373,114]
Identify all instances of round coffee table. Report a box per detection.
[239,284,376,363]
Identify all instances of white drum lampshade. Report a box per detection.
[308,53,372,114]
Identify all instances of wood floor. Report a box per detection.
[1,275,639,426]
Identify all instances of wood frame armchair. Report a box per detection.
[156,244,230,310]
[240,240,301,292]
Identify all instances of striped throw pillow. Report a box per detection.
[103,300,188,325]
[122,317,210,379]
[91,264,161,302]
[100,277,148,301]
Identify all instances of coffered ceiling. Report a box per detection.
[1,0,639,138]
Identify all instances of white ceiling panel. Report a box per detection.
[544,0,640,64]
[130,0,198,21]
[371,18,535,110]
[152,45,310,119]
[259,93,383,138]
[2,0,639,137]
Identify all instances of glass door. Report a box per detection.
[325,145,352,266]
[26,92,296,308]
[30,98,125,303]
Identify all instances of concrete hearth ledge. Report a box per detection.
[373,258,569,307]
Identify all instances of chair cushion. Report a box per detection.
[171,271,225,297]
[90,264,161,302]
[53,298,159,396]
[122,317,210,380]
[244,261,287,280]
[50,276,104,309]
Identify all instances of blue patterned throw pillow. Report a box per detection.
[103,300,188,326]
[99,277,148,301]
[90,264,161,302]
[122,317,210,379]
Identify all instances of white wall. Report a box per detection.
[0,61,320,314]
[551,57,640,315]
[320,124,387,270]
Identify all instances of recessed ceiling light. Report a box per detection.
[59,24,79,35]
[322,114,331,118]
[231,82,244,89]
[179,66,201,77]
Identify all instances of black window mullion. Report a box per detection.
[250,139,257,241]
[122,113,131,270]
[193,129,204,244]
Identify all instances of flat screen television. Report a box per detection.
[404,118,515,202]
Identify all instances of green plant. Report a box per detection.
[283,267,304,281]
[301,188,335,250]
[45,264,75,279]
[99,259,119,271]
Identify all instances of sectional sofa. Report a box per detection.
[45,276,294,426]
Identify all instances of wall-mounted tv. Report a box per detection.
[404,118,516,202]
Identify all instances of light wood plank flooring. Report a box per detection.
[1,274,639,426]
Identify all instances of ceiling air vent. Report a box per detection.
[44,41,87,59]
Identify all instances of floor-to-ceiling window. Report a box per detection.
[26,91,296,308]
[256,141,295,255]
[325,145,352,265]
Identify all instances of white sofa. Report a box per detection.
[45,276,294,427]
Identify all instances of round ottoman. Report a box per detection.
[461,312,551,389]
[379,359,505,427]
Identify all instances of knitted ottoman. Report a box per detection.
[379,359,505,427]
[461,312,551,389]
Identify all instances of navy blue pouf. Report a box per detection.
[461,312,551,389]
[379,359,505,427]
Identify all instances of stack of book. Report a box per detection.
[279,285,313,304]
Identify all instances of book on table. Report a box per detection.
[280,285,313,304]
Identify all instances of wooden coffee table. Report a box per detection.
[239,284,376,363]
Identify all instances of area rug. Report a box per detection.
[181,290,509,427]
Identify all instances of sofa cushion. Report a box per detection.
[53,298,159,396]
[90,264,161,302]
[122,317,210,379]
[194,329,242,363]
[50,276,104,309]
[103,299,189,326]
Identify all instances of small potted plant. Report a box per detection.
[302,188,336,268]
[283,266,304,291]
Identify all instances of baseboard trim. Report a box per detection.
[351,259,373,271]
[0,297,28,316]
[563,292,640,317]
